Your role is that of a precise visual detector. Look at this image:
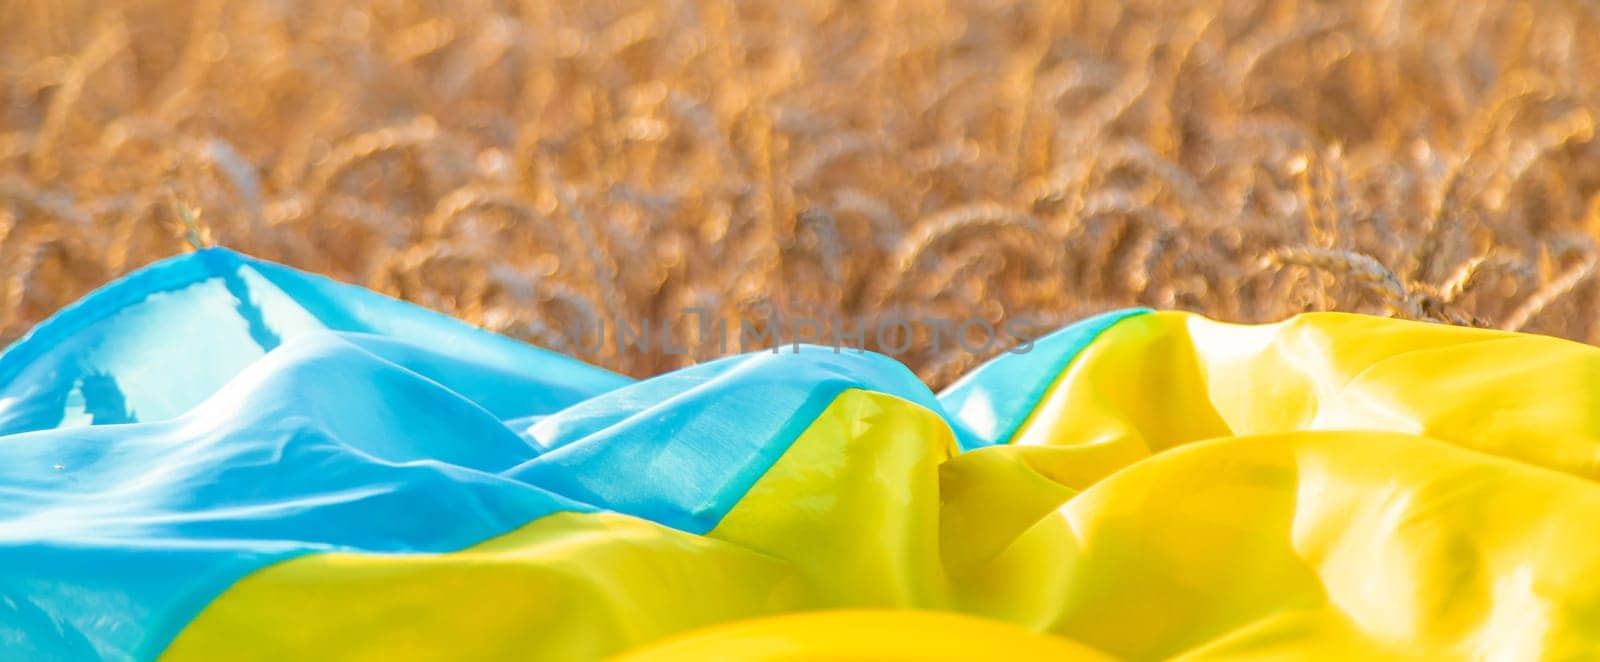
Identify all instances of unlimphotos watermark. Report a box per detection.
[551,308,1041,358]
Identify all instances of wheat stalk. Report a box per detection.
[307,118,440,200]
[1502,251,1599,332]
[1265,246,1424,318]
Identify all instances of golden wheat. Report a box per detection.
[5,0,1600,384]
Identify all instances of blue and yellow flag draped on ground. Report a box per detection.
[5,248,1600,660]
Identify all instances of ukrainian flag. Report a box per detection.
[4,249,1599,660]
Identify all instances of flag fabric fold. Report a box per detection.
[4,248,1600,660]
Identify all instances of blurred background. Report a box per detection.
[4,0,1600,385]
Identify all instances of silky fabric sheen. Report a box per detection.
[3,250,1599,660]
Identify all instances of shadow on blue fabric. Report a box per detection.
[0,248,1144,660]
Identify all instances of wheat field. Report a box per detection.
[3,0,1600,384]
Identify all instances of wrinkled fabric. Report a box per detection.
[4,249,1600,661]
